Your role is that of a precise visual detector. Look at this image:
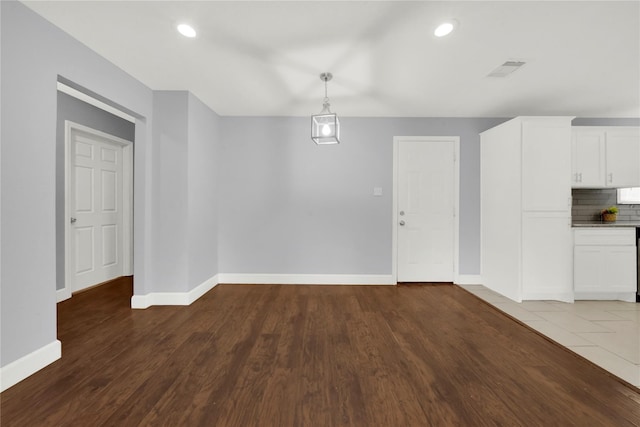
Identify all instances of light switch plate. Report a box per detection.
[373,187,383,196]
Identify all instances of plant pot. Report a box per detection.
[602,213,617,222]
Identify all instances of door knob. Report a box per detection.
[399,220,405,226]
[70,217,77,224]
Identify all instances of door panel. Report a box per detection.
[76,140,93,158]
[102,170,117,211]
[397,139,455,282]
[75,166,94,212]
[102,224,118,267]
[70,129,123,292]
[101,146,117,163]
[75,227,94,274]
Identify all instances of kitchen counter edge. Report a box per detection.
[572,222,640,228]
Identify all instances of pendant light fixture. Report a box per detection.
[311,72,340,145]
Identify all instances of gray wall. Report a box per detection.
[55,92,135,290]
[151,91,220,292]
[1,1,154,367]
[219,117,507,275]
[151,92,189,291]
[187,93,220,287]
[572,118,640,126]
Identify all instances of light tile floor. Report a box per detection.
[461,285,640,388]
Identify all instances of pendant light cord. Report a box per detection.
[324,78,329,104]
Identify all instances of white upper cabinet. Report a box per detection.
[571,128,605,187]
[571,127,640,188]
[606,128,640,187]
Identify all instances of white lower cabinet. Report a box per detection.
[573,228,637,301]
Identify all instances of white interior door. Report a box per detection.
[396,139,455,282]
[69,126,124,292]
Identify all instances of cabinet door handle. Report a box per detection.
[608,173,613,183]
[578,172,582,182]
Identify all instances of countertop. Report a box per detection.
[572,221,640,228]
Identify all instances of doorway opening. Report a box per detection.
[63,122,133,296]
[56,81,136,301]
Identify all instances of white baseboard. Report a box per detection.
[187,275,220,302]
[454,274,482,285]
[217,274,395,285]
[522,291,574,303]
[130,273,396,308]
[131,274,219,309]
[130,294,151,309]
[574,291,636,302]
[0,340,61,392]
[56,287,72,303]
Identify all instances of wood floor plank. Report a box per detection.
[1,281,639,426]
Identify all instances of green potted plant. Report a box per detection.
[601,206,619,222]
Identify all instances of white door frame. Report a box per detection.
[60,121,133,301]
[392,136,460,283]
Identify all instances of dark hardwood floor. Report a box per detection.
[1,281,639,426]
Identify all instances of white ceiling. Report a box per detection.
[22,1,640,118]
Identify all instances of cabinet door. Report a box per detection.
[603,246,637,292]
[522,120,572,211]
[571,129,605,188]
[522,213,573,301]
[606,128,640,187]
[574,246,604,292]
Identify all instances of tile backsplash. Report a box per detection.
[572,189,640,222]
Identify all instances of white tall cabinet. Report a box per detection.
[481,117,574,302]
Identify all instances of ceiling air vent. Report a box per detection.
[487,61,526,77]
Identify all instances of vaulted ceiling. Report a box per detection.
[23,1,640,118]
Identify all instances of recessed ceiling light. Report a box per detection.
[434,21,455,37]
[177,24,196,38]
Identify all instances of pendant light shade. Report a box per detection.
[311,73,340,145]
